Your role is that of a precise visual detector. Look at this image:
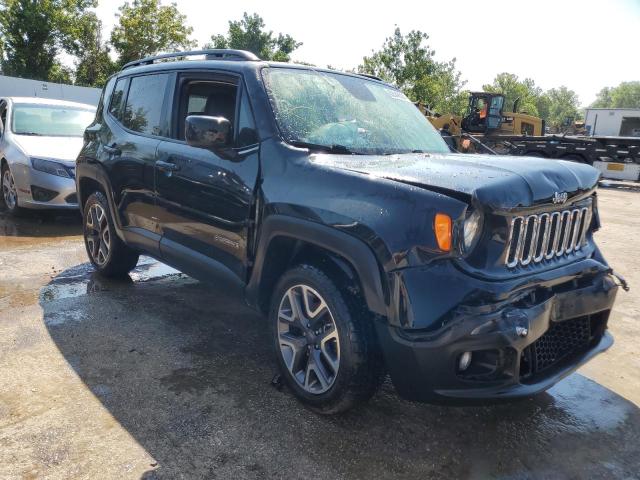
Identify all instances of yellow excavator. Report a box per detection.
[419,92,543,153]
[418,92,640,179]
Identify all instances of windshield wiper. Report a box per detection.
[16,131,44,136]
[289,141,359,155]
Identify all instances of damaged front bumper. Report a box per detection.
[375,260,618,403]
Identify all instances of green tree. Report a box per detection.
[0,0,96,81]
[358,28,467,115]
[110,0,195,67]
[482,73,544,117]
[73,14,117,87]
[592,87,613,108]
[592,81,640,108]
[207,12,301,62]
[546,86,581,129]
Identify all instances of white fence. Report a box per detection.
[0,75,101,106]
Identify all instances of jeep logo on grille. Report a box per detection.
[552,191,568,204]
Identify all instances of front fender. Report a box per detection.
[246,214,388,316]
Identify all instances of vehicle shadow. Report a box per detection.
[41,260,640,479]
[0,208,81,240]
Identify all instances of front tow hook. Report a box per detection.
[611,270,630,292]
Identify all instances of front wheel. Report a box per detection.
[1,164,21,215]
[271,264,383,414]
[83,191,139,277]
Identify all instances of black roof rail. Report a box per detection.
[358,73,384,82]
[121,49,260,70]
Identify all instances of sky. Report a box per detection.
[92,0,640,106]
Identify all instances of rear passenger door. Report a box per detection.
[103,72,171,253]
[155,71,260,281]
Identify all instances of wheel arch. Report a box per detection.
[246,215,388,318]
[78,177,105,212]
[76,161,125,237]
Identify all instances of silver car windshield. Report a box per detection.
[11,104,95,137]
[262,67,450,155]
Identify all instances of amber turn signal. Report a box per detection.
[434,213,452,251]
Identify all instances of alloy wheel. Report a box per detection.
[277,284,340,394]
[85,203,111,266]
[2,169,17,210]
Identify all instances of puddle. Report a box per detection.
[0,210,81,247]
[546,373,632,432]
[40,257,186,302]
[44,310,85,326]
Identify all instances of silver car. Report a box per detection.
[0,97,96,214]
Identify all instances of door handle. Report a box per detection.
[103,144,121,156]
[155,160,180,173]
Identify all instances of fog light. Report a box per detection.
[31,185,58,202]
[458,351,472,371]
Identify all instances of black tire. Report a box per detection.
[270,264,383,414]
[83,191,139,277]
[524,151,548,158]
[1,163,22,216]
[562,154,588,164]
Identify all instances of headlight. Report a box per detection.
[462,209,483,253]
[31,158,71,178]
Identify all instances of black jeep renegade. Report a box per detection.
[76,49,619,413]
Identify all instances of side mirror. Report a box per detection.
[185,115,231,150]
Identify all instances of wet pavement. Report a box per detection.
[1,189,639,479]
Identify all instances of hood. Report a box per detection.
[310,152,600,210]
[13,135,84,164]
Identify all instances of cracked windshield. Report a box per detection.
[263,68,450,155]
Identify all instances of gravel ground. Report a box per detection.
[0,186,639,479]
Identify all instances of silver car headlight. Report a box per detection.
[462,209,483,253]
[31,157,71,178]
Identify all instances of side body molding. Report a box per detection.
[245,215,388,316]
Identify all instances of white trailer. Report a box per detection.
[584,108,640,137]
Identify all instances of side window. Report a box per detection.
[123,73,169,136]
[187,93,208,114]
[176,80,237,140]
[237,91,258,147]
[109,78,127,119]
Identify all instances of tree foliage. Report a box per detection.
[483,73,581,128]
[358,28,467,115]
[0,0,96,81]
[592,81,640,109]
[482,73,545,117]
[110,0,195,67]
[73,14,117,87]
[545,86,581,129]
[208,12,301,62]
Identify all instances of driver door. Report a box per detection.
[155,72,260,281]
[486,95,504,130]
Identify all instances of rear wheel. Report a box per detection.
[271,264,383,414]
[524,151,548,158]
[83,191,139,277]
[1,164,21,215]
[562,154,588,164]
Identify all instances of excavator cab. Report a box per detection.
[461,92,505,133]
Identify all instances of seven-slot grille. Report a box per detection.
[505,199,592,268]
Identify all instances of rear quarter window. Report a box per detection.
[109,78,127,119]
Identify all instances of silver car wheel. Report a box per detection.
[85,203,111,266]
[277,284,340,394]
[2,168,17,210]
